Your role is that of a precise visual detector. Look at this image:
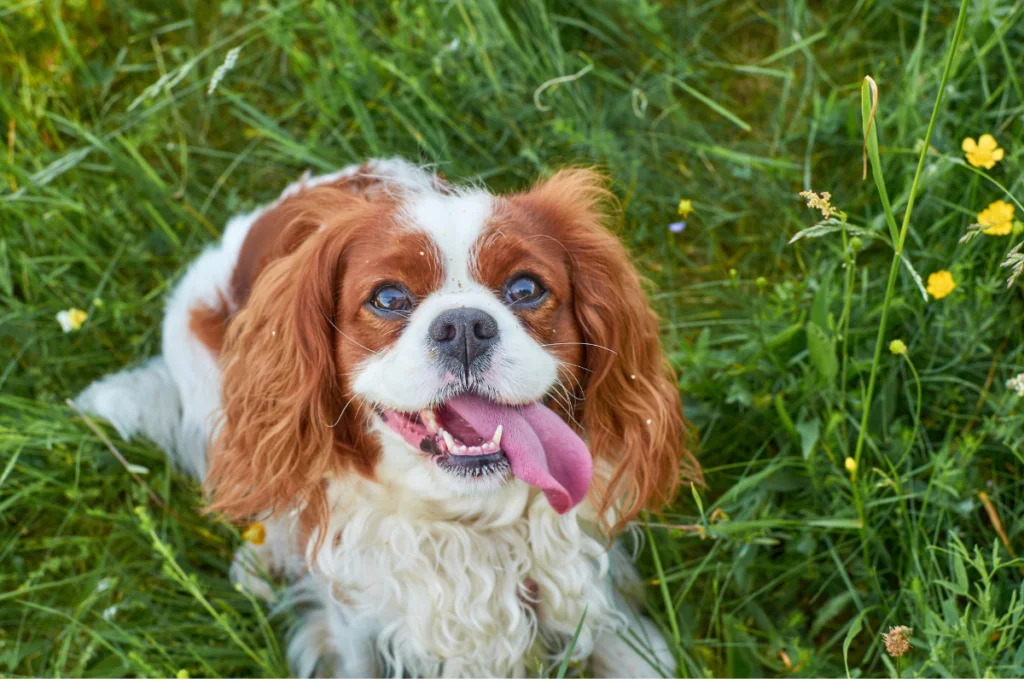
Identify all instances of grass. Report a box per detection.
[3,0,1024,677]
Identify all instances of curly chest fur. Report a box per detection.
[307,494,624,677]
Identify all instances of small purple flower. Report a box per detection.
[668,221,687,233]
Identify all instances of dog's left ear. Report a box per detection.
[513,169,702,529]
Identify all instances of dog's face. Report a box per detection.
[207,167,700,534]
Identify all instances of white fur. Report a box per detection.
[74,356,181,457]
[75,158,675,678]
[352,189,559,413]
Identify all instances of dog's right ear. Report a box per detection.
[205,190,380,532]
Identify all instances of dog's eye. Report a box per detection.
[371,285,413,313]
[504,275,545,306]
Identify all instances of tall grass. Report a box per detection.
[2,0,1023,677]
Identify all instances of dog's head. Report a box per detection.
[207,164,700,535]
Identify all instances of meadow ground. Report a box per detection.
[3,0,1024,677]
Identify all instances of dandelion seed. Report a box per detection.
[242,522,266,545]
[889,339,907,355]
[925,270,956,300]
[962,134,1004,170]
[96,578,113,592]
[798,190,838,219]
[56,308,88,333]
[102,604,118,621]
[844,457,857,474]
[978,200,1015,236]
[1006,373,1024,397]
[882,625,913,658]
[208,47,241,95]
[677,198,694,218]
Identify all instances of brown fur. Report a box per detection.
[188,295,230,354]
[507,169,703,530]
[204,185,443,545]
[204,166,698,542]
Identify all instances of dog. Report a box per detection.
[76,158,701,677]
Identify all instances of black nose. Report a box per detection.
[429,308,499,375]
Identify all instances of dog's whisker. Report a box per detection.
[322,310,380,355]
[542,341,618,355]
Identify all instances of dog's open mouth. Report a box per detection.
[378,394,593,514]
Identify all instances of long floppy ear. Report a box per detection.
[205,196,376,533]
[519,169,702,529]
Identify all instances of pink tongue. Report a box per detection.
[446,395,592,513]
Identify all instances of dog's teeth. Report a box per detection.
[492,425,503,448]
[421,408,439,431]
[482,440,494,451]
[440,429,456,452]
[468,446,481,455]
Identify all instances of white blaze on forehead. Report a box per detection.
[352,186,559,412]
[402,190,493,293]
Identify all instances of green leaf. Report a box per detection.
[774,393,800,444]
[901,254,929,302]
[953,552,970,595]
[672,77,752,132]
[691,482,705,517]
[843,611,867,678]
[811,277,831,331]
[860,76,900,245]
[788,218,881,245]
[556,606,588,678]
[765,320,805,350]
[796,418,820,460]
[934,580,967,596]
[806,322,838,380]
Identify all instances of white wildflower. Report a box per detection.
[1006,372,1024,397]
[56,308,87,333]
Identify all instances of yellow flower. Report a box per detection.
[677,198,694,218]
[926,270,956,300]
[978,200,1015,236]
[845,457,857,473]
[242,522,266,545]
[176,670,190,679]
[961,134,1005,169]
[56,308,88,333]
[889,339,907,355]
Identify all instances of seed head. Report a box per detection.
[883,625,913,658]
[799,190,838,219]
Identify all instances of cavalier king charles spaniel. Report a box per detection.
[77,158,701,678]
